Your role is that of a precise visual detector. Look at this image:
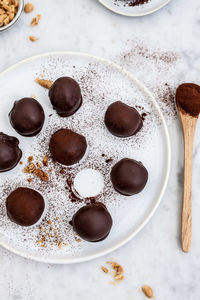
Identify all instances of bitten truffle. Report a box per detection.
[6,187,45,226]
[49,129,87,166]
[72,202,113,242]
[9,98,45,137]
[104,101,143,137]
[111,158,148,196]
[48,77,82,117]
[0,132,22,173]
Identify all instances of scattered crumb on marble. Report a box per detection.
[30,14,41,26]
[29,36,37,42]
[101,266,109,274]
[142,285,154,298]
[24,2,34,13]
[101,261,124,284]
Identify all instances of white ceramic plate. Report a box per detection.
[0,52,170,264]
[97,0,171,17]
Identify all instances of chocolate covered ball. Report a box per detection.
[104,101,143,137]
[0,132,22,173]
[9,98,45,137]
[49,77,82,117]
[72,203,113,242]
[111,158,148,196]
[49,129,87,166]
[6,187,45,226]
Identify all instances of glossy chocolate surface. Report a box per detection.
[111,158,148,196]
[105,101,143,137]
[49,77,82,117]
[72,202,113,242]
[0,132,22,172]
[9,98,45,137]
[6,187,45,226]
[49,129,87,166]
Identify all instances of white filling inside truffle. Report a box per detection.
[73,169,104,198]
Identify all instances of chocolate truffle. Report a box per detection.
[104,101,143,137]
[0,132,22,173]
[49,129,87,166]
[9,98,45,137]
[49,77,82,117]
[72,202,113,242]
[111,158,148,196]
[6,187,45,226]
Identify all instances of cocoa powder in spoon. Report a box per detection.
[176,83,200,117]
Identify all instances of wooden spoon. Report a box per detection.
[176,83,200,252]
[177,109,197,252]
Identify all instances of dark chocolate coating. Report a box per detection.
[0,132,22,173]
[49,129,87,166]
[6,187,45,226]
[49,77,82,117]
[104,101,143,137]
[111,158,148,196]
[72,202,113,242]
[9,98,45,137]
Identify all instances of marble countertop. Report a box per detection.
[0,0,200,299]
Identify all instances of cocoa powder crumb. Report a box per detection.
[128,0,149,6]
[114,0,150,7]
[35,77,53,89]
[105,158,113,164]
[27,178,32,183]
[19,161,23,165]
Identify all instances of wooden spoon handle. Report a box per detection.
[179,112,197,252]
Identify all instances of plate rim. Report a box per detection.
[0,51,171,264]
[97,0,171,17]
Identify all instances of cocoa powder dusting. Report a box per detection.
[115,40,179,123]
[114,0,150,7]
[128,0,149,6]
[176,83,200,117]
[66,175,96,203]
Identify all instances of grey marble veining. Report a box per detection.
[0,0,200,299]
